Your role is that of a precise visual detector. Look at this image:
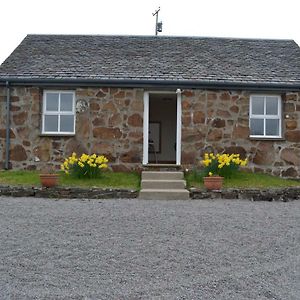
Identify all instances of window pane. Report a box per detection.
[44,115,58,132]
[266,119,279,136]
[60,115,74,132]
[266,97,278,115]
[46,93,59,111]
[250,118,264,135]
[251,96,264,115]
[60,93,73,111]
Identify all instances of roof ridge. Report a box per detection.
[25,34,296,43]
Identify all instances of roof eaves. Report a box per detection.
[0,77,299,91]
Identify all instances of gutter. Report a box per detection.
[0,78,299,92]
[5,81,10,170]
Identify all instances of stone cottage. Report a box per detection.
[0,35,300,177]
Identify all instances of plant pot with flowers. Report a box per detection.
[39,165,59,188]
[201,153,248,190]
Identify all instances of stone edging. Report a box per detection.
[0,185,138,199]
[0,185,299,201]
[190,187,300,201]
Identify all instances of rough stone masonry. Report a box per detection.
[0,86,300,178]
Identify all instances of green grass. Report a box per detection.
[0,170,140,190]
[186,170,300,189]
[1,170,299,190]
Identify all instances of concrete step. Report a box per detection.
[139,189,190,200]
[141,179,186,189]
[141,171,184,180]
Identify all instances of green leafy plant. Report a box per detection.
[61,153,108,179]
[201,153,248,178]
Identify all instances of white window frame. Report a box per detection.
[249,95,282,138]
[42,90,76,135]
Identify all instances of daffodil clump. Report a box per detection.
[61,153,108,178]
[201,153,248,178]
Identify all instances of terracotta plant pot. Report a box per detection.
[203,176,224,190]
[40,174,59,188]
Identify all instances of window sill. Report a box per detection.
[39,133,75,137]
[249,137,285,141]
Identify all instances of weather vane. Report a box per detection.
[152,7,163,36]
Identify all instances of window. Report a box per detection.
[249,95,282,138]
[42,91,75,134]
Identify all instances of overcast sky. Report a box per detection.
[0,0,299,64]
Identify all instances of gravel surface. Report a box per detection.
[0,197,299,300]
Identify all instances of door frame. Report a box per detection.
[143,90,182,165]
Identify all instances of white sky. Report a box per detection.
[0,0,299,64]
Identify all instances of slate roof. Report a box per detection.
[0,34,300,88]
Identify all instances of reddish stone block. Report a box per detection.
[217,109,231,118]
[232,126,249,139]
[92,117,106,127]
[207,129,223,141]
[131,100,143,111]
[112,164,131,172]
[229,106,239,113]
[181,151,197,164]
[182,114,191,127]
[128,114,143,127]
[280,148,300,166]
[212,118,225,128]
[90,102,100,111]
[285,120,297,130]
[65,139,88,156]
[128,131,143,140]
[13,111,28,126]
[10,96,20,102]
[0,129,15,139]
[93,127,122,139]
[102,101,117,113]
[182,128,204,142]
[16,127,30,139]
[182,90,195,97]
[182,99,191,110]
[281,167,298,177]
[114,91,125,99]
[120,150,141,163]
[10,144,27,161]
[220,92,230,101]
[285,130,300,142]
[109,113,122,127]
[207,92,217,101]
[193,111,205,124]
[11,105,21,112]
[91,142,114,154]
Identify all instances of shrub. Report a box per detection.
[61,153,108,179]
[201,153,248,178]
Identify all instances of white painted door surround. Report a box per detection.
[143,90,182,165]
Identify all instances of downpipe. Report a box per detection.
[5,81,10,169]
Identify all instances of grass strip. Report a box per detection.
[0,170,140,190]
[186,170,300,189]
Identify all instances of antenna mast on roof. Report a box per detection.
[152,7,163,36]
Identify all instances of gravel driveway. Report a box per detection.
[0,197,299,299]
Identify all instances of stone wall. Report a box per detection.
[0,87,144,172]
[181,90,300,178]
[0,86,300,177]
